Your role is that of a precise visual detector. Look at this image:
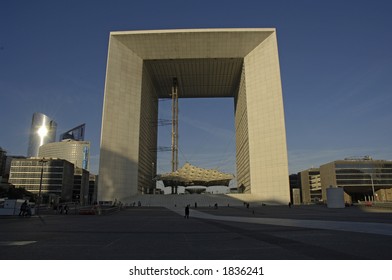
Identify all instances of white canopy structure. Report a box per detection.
[155,163,234,187]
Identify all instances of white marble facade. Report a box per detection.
[98,29,290,204]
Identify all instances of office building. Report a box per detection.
[289,174,301,205]
[320,157,392,203]
[73,167,89,205]
[27,112,57,157]
[98,28,289,204]
[9,158,74,202]
[88,174,98,205]
[0,147,6,179]
[38,139,90,170]
[298,168,322,204]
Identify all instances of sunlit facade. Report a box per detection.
[39,139,90,170]
[99,29,290,204]
[27,112,57,157]
[9,158,74,202]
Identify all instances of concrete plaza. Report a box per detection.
[1,204,392,260]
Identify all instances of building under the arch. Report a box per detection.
[156,162,234,193]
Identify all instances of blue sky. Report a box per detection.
[1,0,391,177]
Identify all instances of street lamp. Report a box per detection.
[36,158,48,215]
[369,173,376,202]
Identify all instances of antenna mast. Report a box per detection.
[171,77,179,172]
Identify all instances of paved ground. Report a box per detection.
[1,205,392,260]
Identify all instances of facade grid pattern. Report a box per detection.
[98,29,290,204]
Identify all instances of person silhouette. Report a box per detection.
[19,200,27,216]
[184,205,190,219]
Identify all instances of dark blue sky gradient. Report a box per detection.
[1,0,392,175]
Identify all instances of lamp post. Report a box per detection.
[36,158,47,215]
[369,173,375,202]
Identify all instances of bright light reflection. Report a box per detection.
[37,121,49,146]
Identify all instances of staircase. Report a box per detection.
[121,193,268,208]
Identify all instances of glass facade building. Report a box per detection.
[60,124,85,141]
[320,159,392,202]
[38,139,90,170]
[27,112,57,157]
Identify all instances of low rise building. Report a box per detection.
[289,174,301,205]
[88,174,98,204]
[0,147,6,178]
[320,157,392,203]
[8,158,74,202]
[73,167,89,205]
[298,168,322,203]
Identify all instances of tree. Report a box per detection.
[0,185,35,201]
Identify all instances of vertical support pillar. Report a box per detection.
[171,186,178,194]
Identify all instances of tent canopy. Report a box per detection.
[155,162,234,187]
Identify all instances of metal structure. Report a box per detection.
[171,77,179,173]
[36,158,48,216]
[60,123,86,141]
[170,78,179,194]
[344,156,373,161]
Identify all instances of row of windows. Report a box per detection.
[336,174,392,180]
[336,164,392,169]
[11,161,64,167]
[337,179,392,185]
[21,186,62,192]
[10,179,63,185]
[336,169,392,174]
[10,173,64,179]
[10,167,64,173]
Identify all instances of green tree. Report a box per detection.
[1,186,35,201]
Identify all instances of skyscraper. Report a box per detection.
[27,112,57,157]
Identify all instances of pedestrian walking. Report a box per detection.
[184,205,190,219]
[19,200,27,216]
[25,204,32,216]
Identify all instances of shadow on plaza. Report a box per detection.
[1,204,392,260]
[2,149,392,259]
